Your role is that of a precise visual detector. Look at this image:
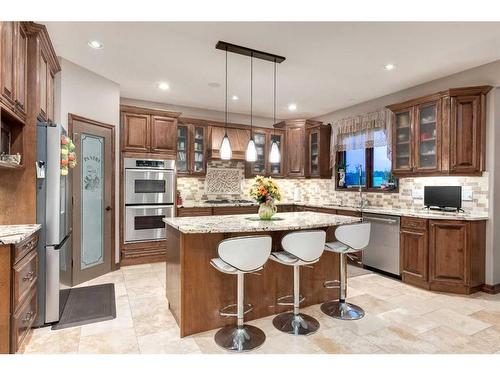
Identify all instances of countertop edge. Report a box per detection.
[0,224,42,245]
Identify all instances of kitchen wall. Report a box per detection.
[314,59,500,286]
[54,58,121,264]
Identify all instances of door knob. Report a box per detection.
[105,206,112,211]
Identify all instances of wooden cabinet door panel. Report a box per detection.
[14,23,28,117]
[39,52,48,119]
[151,116,177,156]
[286,126,304,177]
[392,107,414,174]
[429,220,468,284]
[46,71,54,122]
[450,95,481,174]
[1,21,15,105]
[400,228,428,281]
[190,125,207,175]
[414,101,440,173]
[122,113,150,152]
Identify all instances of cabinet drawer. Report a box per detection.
[336,209,361,217]
[176,207,213,217]
[11,288,37,353]
[12,250,38,312]
[14,233,38,265]
[212,206,257,215]
[401,217,428,230]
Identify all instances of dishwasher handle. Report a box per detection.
[363,216,399,225]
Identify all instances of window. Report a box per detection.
[337,129,395,191]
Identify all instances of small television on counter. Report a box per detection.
[424,186,462,211]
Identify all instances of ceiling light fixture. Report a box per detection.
[87,40,103,49]
[216,41,285,163]
[158,82,170,91]
[245,54,257,162]
[269,59,281,164]
[220,48,232,160]
[384,63,395,71]
[231,95,239,101]
[288,103,297,111]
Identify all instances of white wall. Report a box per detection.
[314,59,500,285]
[120,97,279,128]
[54,58,121,265]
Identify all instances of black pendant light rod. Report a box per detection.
[216,41,285,63]
[273,58,277,134]
[224,47,228,136]
[250,53,253,139]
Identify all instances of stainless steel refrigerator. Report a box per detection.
[35,121,72,326]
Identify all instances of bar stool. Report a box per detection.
[210,235,272,352]
[321,222,371,320]
[269,230,326,335]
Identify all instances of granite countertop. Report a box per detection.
[0,224,42,245]
[177,201,488,221]
[164,211,361,234]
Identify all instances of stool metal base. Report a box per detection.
[320,301,365,320]
[272,312,320,335]
[214,324,266,352]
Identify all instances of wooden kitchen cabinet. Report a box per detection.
[1,22,28,122]
[274,119,331,178]
[120,105,181,156]
[400,217,429,287]
[399,216,486,294]
[0,230,39,354]
[245,128,286,178]
[387,86,492,177]
[176,119,207,176]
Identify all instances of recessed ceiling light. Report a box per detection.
[232,95,239,101]
[87,40,103,49]
[158,82,170,91]
[288,103,297,111]
[384,63,396,71]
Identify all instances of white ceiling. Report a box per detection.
[45,22,500,119]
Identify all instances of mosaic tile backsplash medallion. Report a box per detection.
[177,161,489,216]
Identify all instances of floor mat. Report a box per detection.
[52,283,116,330]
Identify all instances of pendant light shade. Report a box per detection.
[246,138,257,162]
[269,140,280,163]
[220,134,232,160]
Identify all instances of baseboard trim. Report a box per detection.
[481,283,500,294]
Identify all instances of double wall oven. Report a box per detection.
[124,158,175,243]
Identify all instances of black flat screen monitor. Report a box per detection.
[424,186,462,209]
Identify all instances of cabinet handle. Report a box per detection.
[22,311,33,322]
[23,271,34,282]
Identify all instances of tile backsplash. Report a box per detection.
[177,161,489,216]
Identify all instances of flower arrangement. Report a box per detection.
[249,176,282,219]
[61,135,77,176]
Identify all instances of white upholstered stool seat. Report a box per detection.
[210,235,272,352]
[321,222,371,321]
[270,230,326,336]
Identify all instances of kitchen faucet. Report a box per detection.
[357,164,369,209]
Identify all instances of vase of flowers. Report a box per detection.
[249,176,282,220]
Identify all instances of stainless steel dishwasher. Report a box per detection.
[361,213,401,276]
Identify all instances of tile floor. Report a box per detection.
[23,262,500,354]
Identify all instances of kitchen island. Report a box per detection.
[163,211,360,337]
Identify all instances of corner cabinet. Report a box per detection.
[120,105,181,158]
[274,119,331,178]
[387,86,492,177]
[176,120,207,176]
[399,216,486,294]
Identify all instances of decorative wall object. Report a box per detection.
[205,166,243,194]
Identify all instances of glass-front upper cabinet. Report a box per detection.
[176,125,189,174]
[252,132,267,175]
[393,108,413,173]
[415,102,439,172]
[309,130,319,176]
[191,126,206,175]
[269,133,283,177]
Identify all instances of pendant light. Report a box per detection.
[220,47,232,160]
[269,59,281,164]
[245,54,257,162]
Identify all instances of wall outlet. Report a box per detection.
[462,186,473,201]
[412,189,424,199]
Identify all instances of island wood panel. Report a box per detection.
[167,226,340,337]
